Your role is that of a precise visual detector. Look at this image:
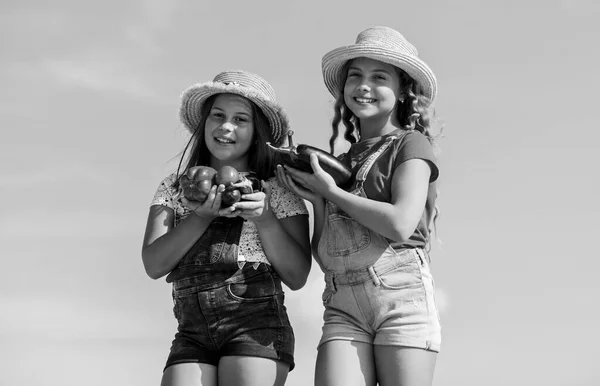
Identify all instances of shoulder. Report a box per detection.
[397,130,434,150]
[159,173,178,188]
[150,172,180,208]
[155,173,179,195]
[392,131,439,182]
[266,177,308,218]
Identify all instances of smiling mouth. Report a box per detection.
[354,97,376,104]
[215,137,235,144]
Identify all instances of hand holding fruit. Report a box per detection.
[266,130,353,190]
[180,184,227,219]
[228,181,273,223]
[178,165,261,209]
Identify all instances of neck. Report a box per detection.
[358,113,402,140]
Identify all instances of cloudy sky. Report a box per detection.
[1,0,599,385]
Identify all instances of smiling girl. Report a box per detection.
[278,27,443,386]
[142,70,312,386]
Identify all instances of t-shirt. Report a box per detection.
[341,129,439,250]
[150,173,309,268]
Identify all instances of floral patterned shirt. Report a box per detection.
[150,172,308,268]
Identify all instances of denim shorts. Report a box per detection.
[319,248,441,352]
[164,264,295,371]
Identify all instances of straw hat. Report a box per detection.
[322,26,437,105]
[180,70,290,146]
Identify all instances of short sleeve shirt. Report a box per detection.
[150,173,309,268]
[342,130,439,250]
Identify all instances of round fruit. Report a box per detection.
[214,166,239,186]
[186,166,217,181]
[221,188,242,207]
[179,166,217,203]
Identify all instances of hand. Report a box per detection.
[228,180,274,223]
[282,153,337,199]
[181,184,235,219]
[276,164,322,203]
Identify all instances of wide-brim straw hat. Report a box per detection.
[322,26,437,106]
[180,70,290,146]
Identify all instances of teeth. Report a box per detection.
[215,137,234,144]
[356,97,376,103]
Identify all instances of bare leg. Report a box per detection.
[315,341,376,386]
[161,363,217,386]
[218,356,290,386]
[374,346,437,386]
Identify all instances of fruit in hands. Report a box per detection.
[179,166,217,203]
[266,131,353,189]
[179,165,261,208]
[214,165,239,186]
[221,174,261,207]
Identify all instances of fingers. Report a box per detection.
[219,206,242,217]
[180,197,201,212]
[210,184,225,209]
[261,180,271,211]
[282,164,310,180]
[181,184,226,216]
[309,153,324,173]
[276,165,293,190]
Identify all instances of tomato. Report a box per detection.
[214,166,239,186]
[186,166,217,181]
[180,166,260,208]
[180,166,217,203]
[221,188,242,207]
[197,179,212,195]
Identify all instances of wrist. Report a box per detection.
[253,211,277,228]
[321,185,341,202]
[189,211,216,225]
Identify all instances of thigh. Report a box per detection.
[374,346,437,386]
[315,340,376,386]
[218,356,289,386]
[161,363,217,386]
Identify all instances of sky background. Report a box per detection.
[1,0,599,385]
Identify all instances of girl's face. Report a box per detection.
[343,57,402,122]
[204,93,255,171]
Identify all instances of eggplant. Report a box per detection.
[267,131,353,189]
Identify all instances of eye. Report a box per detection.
[210,111,224,119]
[347,71,360,78]
[235,116,249,123]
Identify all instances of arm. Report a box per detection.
[275,164,325,265]
[255,213,312,291]
[141,206,214,279]
[231,182,312,290]
[309,197,326,264]
[324,159,431,243]
[284,154,431,244]
[141,184,229,279]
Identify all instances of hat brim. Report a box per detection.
[180,82,290,146]
[322,45,437,106]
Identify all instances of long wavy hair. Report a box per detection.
[329,60,444,249]
[172,94,277,190]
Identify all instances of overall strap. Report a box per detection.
[355,132,407,187]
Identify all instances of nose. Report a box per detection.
[220,121,235,131]
[358,84,370,92]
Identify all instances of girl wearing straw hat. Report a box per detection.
[278,26,442,385]
[142,70,312,386]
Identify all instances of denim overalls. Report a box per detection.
[163,216,295,370]
[317,133,441,352]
